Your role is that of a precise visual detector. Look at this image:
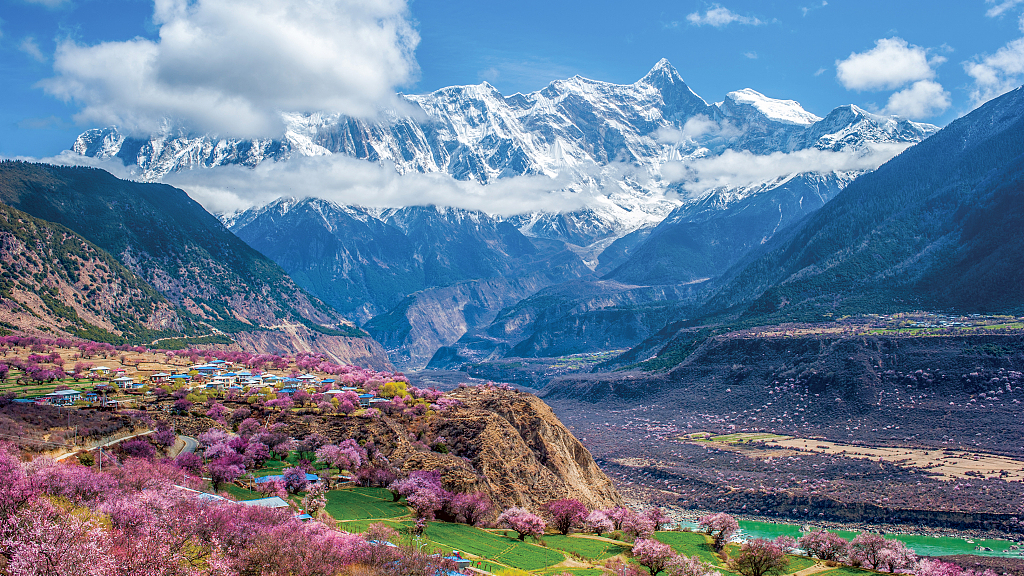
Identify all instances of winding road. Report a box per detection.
[179,435,199,455]
[54,429,155,461]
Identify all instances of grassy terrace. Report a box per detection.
[266,486,836,575]
[326,488,409,521]
[425,523,565,571]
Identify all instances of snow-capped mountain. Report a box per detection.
[72,59,936,249]
[69,60,942,368]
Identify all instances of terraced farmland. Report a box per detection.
[542,534,630,560]
[325,487,410,521]
[423,523,565,570]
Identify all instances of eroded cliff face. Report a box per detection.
[443,386,621,511]
[278,387,621,515]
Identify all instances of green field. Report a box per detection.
[325,487,410,521]
[222,483,262,501]
[542,534,630,560]
[336,518,410,534]
[709,433,787,444]
[652,531,813,576]
[653,531,727,567]
[423,523,565,571]
[782,555,816,573]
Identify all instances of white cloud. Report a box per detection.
[964,37,1024,106]
[665,144,912,194]
[801,1,827,16]
[836,37,942,91]
[40,0,419,138]
[32,151,138,180]
[686,5,763,27]
[743,51,758,60]
[155,155,586,216]
[655,115,743,144]
[884,80,951,118]
[19,37,46,62]
[986,0,1024,18]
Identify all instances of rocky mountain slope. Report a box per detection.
[0,161,390,367]
[429,280,702,367]
[228,199,587,323]
[588,86,1024,374]
[705,85,1024,323]
[0,200,189,344]
[604,171,858,285]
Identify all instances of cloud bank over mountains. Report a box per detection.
[664,144,912,195]
[158,154,585,217]
[20,1,1015,217]
[40,0,420,138]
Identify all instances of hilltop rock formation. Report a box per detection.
[278,387,621,514]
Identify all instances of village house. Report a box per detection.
[43,389,81,406]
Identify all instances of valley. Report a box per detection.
[74,61,939,370]
[5,0,1024,575]
[1,32,1023,576]
[530,325,1024,537]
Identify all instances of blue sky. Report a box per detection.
[2,0,1024,157]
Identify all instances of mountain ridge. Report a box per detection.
[73,60,936,250]
[0,161,393,367]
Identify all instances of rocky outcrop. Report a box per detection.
[278,387,621,514]
[443,386,622,511]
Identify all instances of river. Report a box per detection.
[676,520,1023,558]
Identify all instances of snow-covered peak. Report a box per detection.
[725,89,821,126]
[71,59,937,250]
[639,58,686,86]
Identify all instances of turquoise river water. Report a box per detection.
[677,520,1022,558]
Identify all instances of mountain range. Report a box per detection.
[604,85,1024,372]
[69,60,950,369]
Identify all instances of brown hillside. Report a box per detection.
[264,387,622,514]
